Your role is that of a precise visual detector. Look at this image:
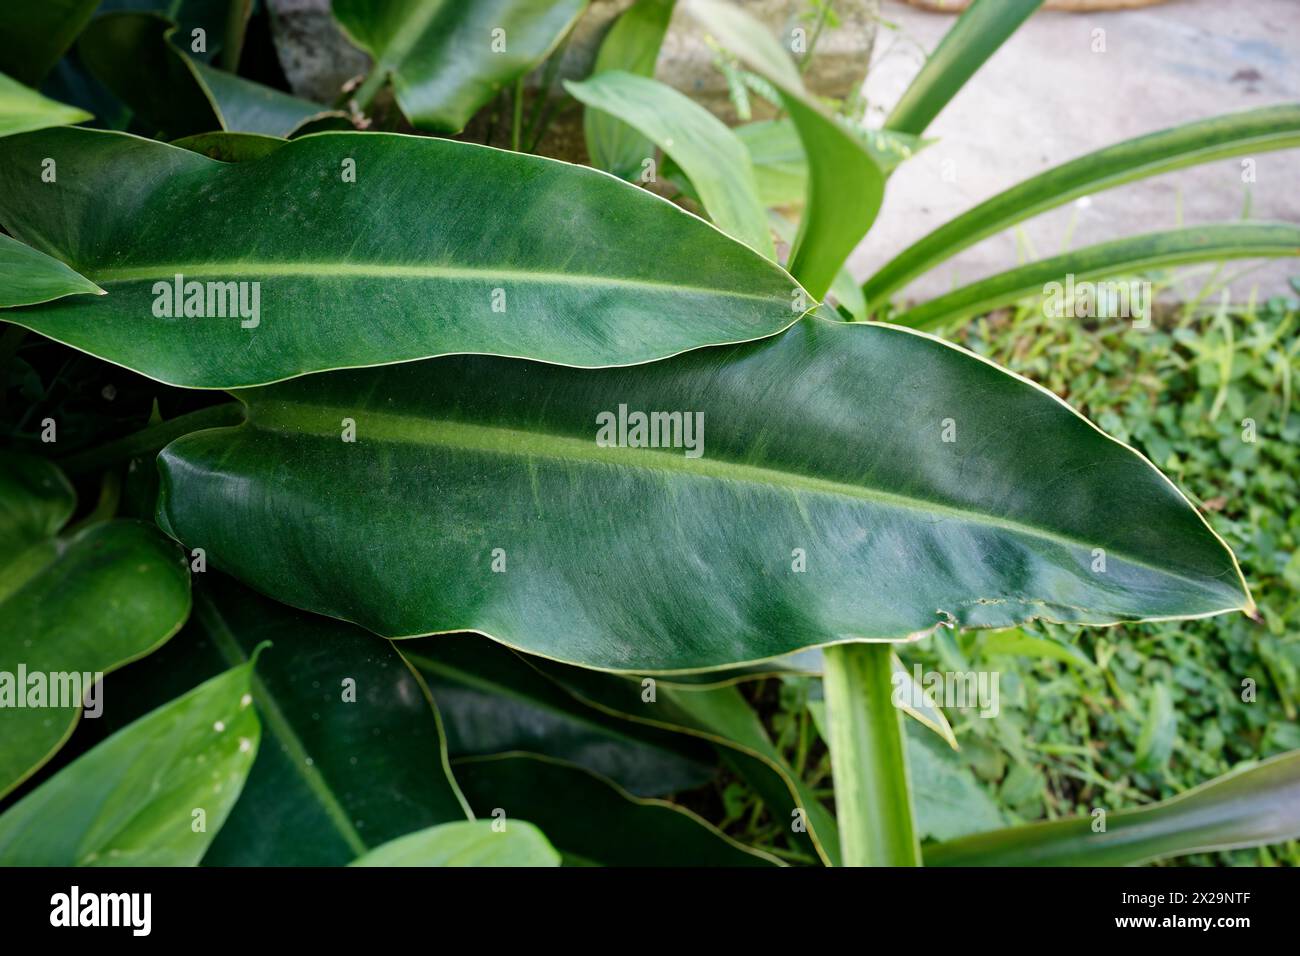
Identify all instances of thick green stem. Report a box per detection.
[822,642,921,866]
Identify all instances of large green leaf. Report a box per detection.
[738,119,806,208]
[566,71,774,258]
[865,104,1300,307]
[896,223,1300,330]
[78,12,339,139]
[926,750,1300,866]
[884,0,1044,137]
[332,0,587,133]
[683,0,887,300]
[583,0,675,180]
[350,819,559,866]
[401,633,717,798]
[87,575,471,866]
[157,316,1250,672]
[0,70,91,138]
[0,0,99,87]
[0,126,801,388]
[453,752,779,866]
[0,661,259,865]
[0,455,191,798]
[0,233,102,308]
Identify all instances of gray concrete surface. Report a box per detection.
[856,0,1300,303]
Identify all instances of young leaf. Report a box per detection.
[0,126,802,388]
[566,71,774,257]
[332,0,587,133]
[0,455,191,798]
[895,223,1300,330]
[0,661,259,865]
[0,233,103,308]
[926,750,1300,866]
[349,819,559,867]
[0,70,91,139]
[865,104,1300,307]
[156,316,1251,671]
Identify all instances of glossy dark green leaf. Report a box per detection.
[0,661,259,865]
[0,233,103,309]
[78,12,339,139]
[865,104,1300,307]
[0,126,801,388]
[885,0,1043,137]
[566,71,773,257]
[171,130,287,163]
[0,70,92,138]
[926,750,1300,866]
[332,0,587,133]
[0,455,191,798]
[453,753,779,866]
[350,819,559,866]
[583,0,675,180]
[89,575,471,866]
[0,0,99,87]
[400,633,717,797]
[896,223,1300,330]
[157,316,1250,674]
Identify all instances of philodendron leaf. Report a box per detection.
[683,0,889,300]
[87,575,471,866]
[567,71,773,258]
[0,0,99,87]
[350,819,560,867]
[926,749,1300,866]
[583,0,675,181]
[0,233,103,308]
[0,126,802,388]
[0,455,191,798]
[332,0,588,134]
[453,753,780,866]
[157,316,1250,671]
[78,12,341,139]
[0,661,259,865]
[0,70,91,138]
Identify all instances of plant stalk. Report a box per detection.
[822,642,921,866]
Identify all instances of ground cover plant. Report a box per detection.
[0,0,1297,867]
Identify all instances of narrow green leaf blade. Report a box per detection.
[332,0,587,133]
[350,819,559,867]
[0,233,103,309]
[0,0,99,87]
[0,662,259,865]
[566,71,774,257]
[926,750,1300,866]
[895,223,1300,330]
[885,0,1044,137]
[865,104,1300,306]
[0,126,801,388]
[0,70,91,139]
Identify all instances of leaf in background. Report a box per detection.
[737,118,806,207]
[683,0,886,300]
[350,819,559,867]
[453,752,779,866]
[0,233,103,308]
[895,223,1300,330]
[86,575,471,865]
[566,71,773,258]
[0,0,99,87]
[400,634,717,798]
[157,316,1249,672]
[926,750,1300,866]
[583,0,675,180]
[769,211,864,319]
[0,71,92,138]
[171,130,286,162]
[1134,682,1177,773]
[865,104,1300,307]
[0,661,259,865]
[889,655,958,749]
[979,627,1097,671]
[332,0,588,133]
[885,0,1044,137]
[0,126,801,388]
[0,455,191,798]
[78,12,339,139]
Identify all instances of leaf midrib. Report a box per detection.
[241,401,1240,599]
